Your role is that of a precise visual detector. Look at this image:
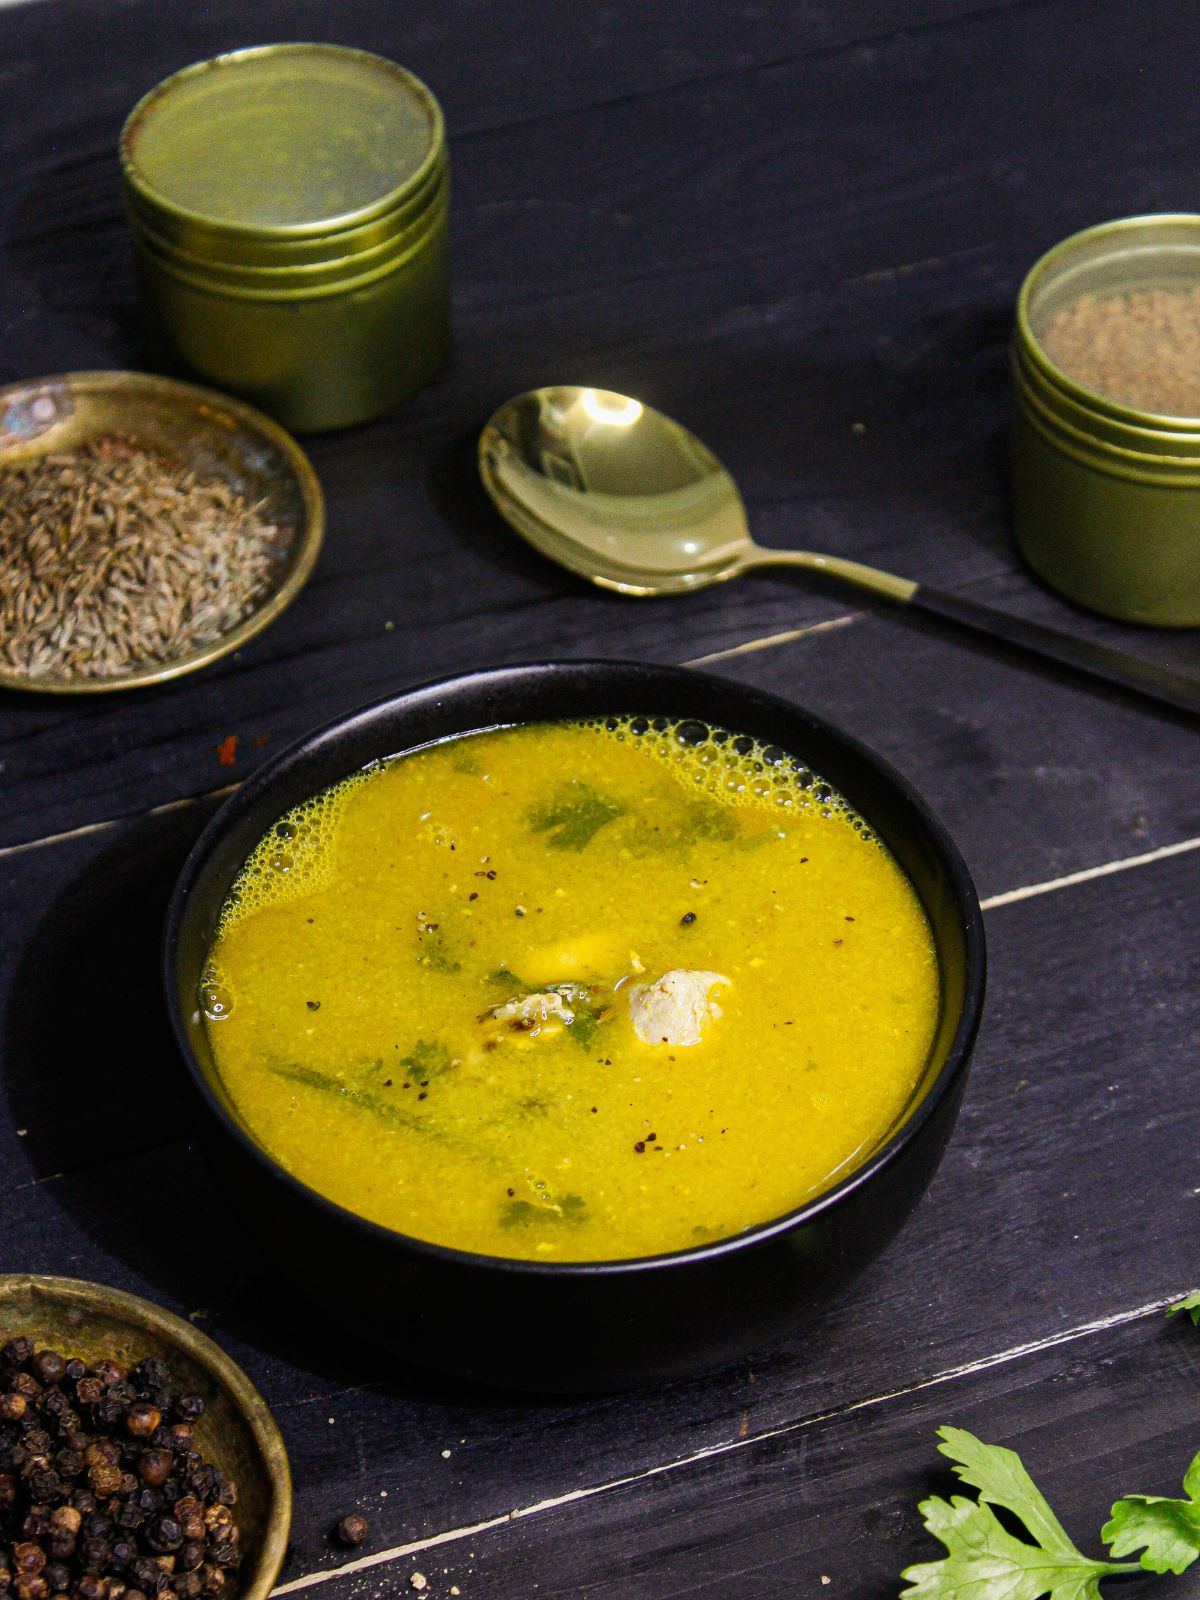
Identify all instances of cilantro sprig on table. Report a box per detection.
[900,1427,1144,1598]
[900,1298,1200,1598]
[1167,1290,1200,1326]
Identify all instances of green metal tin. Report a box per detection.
[123,150,447,270]
[130,170,449,292]
[120,44,450,433]
[1012,214,1200,626]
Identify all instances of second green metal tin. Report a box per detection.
[1012,214,1200,626]
[121,44,450,433]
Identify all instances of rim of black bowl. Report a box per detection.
[164,659,986,1280]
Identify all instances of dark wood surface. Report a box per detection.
[2,1,1199,1595]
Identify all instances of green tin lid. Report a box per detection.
[122,43,444,239]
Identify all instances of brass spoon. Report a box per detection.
[479,385,1200,716]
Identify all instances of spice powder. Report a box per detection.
[1040,283,1200,416]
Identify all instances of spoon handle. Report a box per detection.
[751,549,1200,716]
[909,583,1200,717]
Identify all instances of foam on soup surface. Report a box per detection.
[203,717,940,1261]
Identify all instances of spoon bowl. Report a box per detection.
[479,385,1200,717]
[479,385,766,595]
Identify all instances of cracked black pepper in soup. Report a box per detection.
[0,1337,240,1600]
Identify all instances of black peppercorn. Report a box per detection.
[130,1561,164,1595]
[334,1514,369,1547]
[129,1364,169,1398]
[29,1469,64,1503]
[136,1454,171,1490]
[108,1543,135,1575]
[33,1355,66,1386]
[94,1399,124,1430]
[124,1407,159,1442]
[87,1464,121,1498]
[145,1518,182,1556]
[77,1540,110,1577]
[0,1342,240,1600]
[12,1546,45,1577]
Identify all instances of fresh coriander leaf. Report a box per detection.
[679,798,739,844]
[399,1038,452,1080]
[901,1496,1108,1599]
[936,1426,1081,1557]
[416,914,460,972]
[567,999,601,1049]
[1167,1290,1200,1325]
[900,1428,1141,1600]
[1103,1450,1200,1575]
[526,781,625,850]
[489,965,530,992]
[499,1191,588,1228]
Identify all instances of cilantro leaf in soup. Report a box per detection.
[399,1038,453,1081]
[489,965,530,992]
[568,1001,601,1049]
[680,798,739,843]
[499,1192,588,1228]
[526,781,626,850]
[1103,1451,1200,1575]
[415,911,460,972]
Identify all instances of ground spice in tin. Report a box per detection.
[1040,284,1200,416]
[0,438,282,682]
[0,1337,240,1600]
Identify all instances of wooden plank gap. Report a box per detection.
[980,834,1200,911]
[0,784,238,862]
[685,613,861,666]
[268,1291,1181,1598]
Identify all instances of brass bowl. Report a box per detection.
[0,370,324,693]
[0,1274,291,1600]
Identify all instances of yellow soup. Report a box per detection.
[203,717,940,1261]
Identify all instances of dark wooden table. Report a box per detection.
[3,1,1200,1593]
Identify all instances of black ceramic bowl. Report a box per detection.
[165,661,985,1393]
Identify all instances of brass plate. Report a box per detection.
[0,1274,292,1600]
[0,370,324,693]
